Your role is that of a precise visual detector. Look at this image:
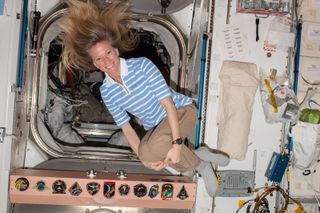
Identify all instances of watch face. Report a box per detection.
[173,138,183,145]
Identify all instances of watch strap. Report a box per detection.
[172,137,183,145]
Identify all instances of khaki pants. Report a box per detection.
[138,104,200,172]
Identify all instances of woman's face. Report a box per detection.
[88,40,120,78]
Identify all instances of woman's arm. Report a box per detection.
[121,122,140,155]
[160,96,182,164]
[121,122,166,170]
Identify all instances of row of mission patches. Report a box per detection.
[14,177,189,200]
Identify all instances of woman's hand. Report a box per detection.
[141,160,167,171]
[164,144,182,164]
[141,144,182,171]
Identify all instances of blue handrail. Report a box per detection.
[17,0,28,89]
[293,20,302,95]
[195,34,208,149]
[289,20,302,152]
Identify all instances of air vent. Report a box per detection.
[215,170,255,197]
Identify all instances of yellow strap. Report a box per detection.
[264,79,278,113]
[238,200,246,208]
[286,169,290,182]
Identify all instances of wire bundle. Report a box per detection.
[236,185,305,213]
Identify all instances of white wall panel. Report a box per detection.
[0,0,22,212]
[205,1,292,212]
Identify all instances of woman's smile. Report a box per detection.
[88,40,120,80]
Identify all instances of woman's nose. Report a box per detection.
[101,55,112,65]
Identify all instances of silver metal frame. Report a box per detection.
[30,9,187,159]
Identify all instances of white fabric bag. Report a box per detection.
[292,121,320,170]
[217,60,259,160]
[259,68,299,123]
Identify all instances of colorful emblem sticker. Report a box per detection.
[148,184,159,199]
[177,185,189,200]
[52,180,66,194]
[69,182,82,196]
[118,184,130,196]
[133,184,147,198]
[161,183,173,199]
[34,180,47,192]
[15,177,29,192]
[87,182,101,196]
[103,182,115,199]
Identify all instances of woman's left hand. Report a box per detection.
[164,144,182,164]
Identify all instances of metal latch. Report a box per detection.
[116,170,128,179]
[0,127,16,143]
[0,127,6,143]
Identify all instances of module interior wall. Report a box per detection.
[204,1,291,212]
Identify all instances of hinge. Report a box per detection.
[11,84,21,93]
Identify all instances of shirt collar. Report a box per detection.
[103,57,128,86]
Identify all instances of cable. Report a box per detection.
[309,100,320,108]
[236,199,255,213]
[236,185,305,213]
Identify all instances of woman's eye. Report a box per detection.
[106,50,112,55]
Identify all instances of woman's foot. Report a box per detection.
[194,146,230,166]
[196,161,218,197]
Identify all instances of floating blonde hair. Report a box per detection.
[58,0,137,71]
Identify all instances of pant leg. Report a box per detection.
[138,104,200,172]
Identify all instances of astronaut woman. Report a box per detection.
[59,0,229,197]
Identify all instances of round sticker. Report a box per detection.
[52,180,66,194]
[15,177,29,192]
[34,180,47,191]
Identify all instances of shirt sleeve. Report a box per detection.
[140,57,171,101]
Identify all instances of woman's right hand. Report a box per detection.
[141,160,167,171]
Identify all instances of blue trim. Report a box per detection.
[293,21,302,94]
[18,0,28,89]
[195,34,208,149]
[289,20,302,152]
[0,0,4,15]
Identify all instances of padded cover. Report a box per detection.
[217,60,259,160]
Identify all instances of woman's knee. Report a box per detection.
[138,141,170,162]
[138,143,159,162]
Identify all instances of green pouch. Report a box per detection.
[299,108,320,124]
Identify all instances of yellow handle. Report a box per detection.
[264,79,278,113]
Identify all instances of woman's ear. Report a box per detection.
[116,48,119,56]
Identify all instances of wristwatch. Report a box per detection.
[172,137,183,145]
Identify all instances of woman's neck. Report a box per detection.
[112,75,123,85]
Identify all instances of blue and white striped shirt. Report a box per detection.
[100,57,192,130]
